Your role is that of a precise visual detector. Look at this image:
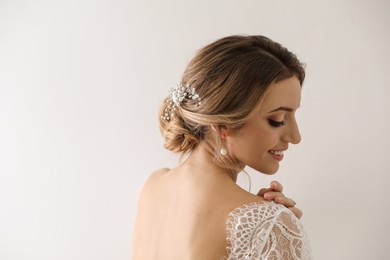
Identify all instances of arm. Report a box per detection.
[226,202,311,259]
[260,209,311,259]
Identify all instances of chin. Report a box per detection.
[254,165,279,175]
[262,170,278,175]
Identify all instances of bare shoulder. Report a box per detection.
[141,168,170,198]
[147,167,170,180]
[224,184,266,212]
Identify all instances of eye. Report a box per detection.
[268,119,286,128]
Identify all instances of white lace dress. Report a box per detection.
[223,201,311,260]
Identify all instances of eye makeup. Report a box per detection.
[268,119,286,127]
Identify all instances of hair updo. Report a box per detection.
[159,35,305,171]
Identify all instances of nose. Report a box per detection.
[282,118,301,145]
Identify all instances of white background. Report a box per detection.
[1,0,389,259]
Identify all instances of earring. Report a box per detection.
[220,131,227,156]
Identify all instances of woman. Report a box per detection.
[133,35,311,259]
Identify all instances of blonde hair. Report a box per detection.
[159,35,305,173]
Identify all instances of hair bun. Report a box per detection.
[159,103,199,153]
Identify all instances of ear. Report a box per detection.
[211,125,232,138]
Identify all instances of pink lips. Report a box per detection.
[269,150,285,161]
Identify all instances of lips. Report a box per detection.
[269,150,285,161]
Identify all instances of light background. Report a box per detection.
[1,0,389,259]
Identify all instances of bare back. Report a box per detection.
[132,167,263,260]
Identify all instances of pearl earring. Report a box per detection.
[220,148,227,156]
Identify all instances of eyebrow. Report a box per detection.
[268,106,294,113]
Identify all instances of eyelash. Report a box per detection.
[268,119,286,128]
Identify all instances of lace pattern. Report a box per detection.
[224,201,311,260]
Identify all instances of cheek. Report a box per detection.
[230,126,277,156]
[262,129,280,144]
[253,127,277,147]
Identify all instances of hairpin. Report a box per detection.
[162,82,201,121]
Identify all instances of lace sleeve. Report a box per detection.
[226,202,311,260]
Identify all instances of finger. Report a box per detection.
[271,181,283,192]
[257,188,272,196]
[275,196,296,208]
[289,207,303,219]
[263,191,284,201]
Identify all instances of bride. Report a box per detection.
[132,35,311,259]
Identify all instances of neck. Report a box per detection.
[180,141,240,183]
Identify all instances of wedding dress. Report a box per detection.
[221,201,311,260]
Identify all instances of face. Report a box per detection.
[224,76,302,174]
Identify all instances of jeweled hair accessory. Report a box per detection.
[162,82,202,121]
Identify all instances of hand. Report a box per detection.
[257,181,303,219]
